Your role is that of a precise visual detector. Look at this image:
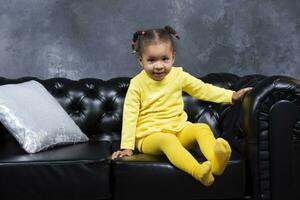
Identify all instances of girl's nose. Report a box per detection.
[154,63,163,70]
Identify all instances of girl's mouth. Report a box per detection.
[153,72,165,78]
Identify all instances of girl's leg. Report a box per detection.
[141,132,214,186]
[177,123,232,175]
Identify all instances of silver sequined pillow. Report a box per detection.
[0,80,89,153]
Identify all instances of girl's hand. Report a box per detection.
[232,87,253,102]
[111,149,133,160]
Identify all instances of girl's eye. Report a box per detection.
[163,57,169,61]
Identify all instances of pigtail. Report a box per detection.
[131,31,139,54]
[164,25,180,40]
[131,30,146,54]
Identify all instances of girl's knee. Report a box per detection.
[195,123,211,130]
[190,123,213,135]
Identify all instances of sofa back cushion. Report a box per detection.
[0,73,239,143]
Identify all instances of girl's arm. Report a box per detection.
[112,79,140,159]
[182,71,235,104]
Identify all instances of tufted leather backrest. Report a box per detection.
[0,73,264,144]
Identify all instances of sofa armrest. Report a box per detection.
[241,75,300,200]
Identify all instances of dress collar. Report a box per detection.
[141,67,174,86]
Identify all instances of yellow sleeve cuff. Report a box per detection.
[120,143,135,150]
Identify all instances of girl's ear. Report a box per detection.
[172,51,176,65]
[138,56,143,67]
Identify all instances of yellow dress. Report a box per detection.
[120,66,234,151]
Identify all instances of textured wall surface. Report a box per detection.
[0,0,299,80]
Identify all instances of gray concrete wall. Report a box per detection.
[0,0,299,80]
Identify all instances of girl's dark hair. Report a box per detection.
[131,25,180,56]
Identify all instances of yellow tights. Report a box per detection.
[140,123,232,186]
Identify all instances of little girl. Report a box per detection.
[112,25,252,186]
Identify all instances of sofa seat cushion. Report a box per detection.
[112,151,246,200]
[0,134,112,200]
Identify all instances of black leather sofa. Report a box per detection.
[0,73,299,200]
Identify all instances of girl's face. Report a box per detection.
[138,41,175,81]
